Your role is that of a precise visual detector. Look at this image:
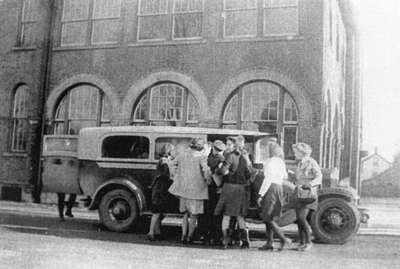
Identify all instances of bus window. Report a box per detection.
[102,136,150,159]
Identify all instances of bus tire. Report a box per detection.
[99,189,138,232]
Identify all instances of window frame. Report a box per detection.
[172,0,204,41]
[60,0,122,47]
[100,134,151,160]
[221,81,299,160]
[18,0,39,47]
[52,85,111,135]
[136,0,170,42]
[131,82,200,126]
[10,85,29,153]
[222,0,258,38]
[262,0,299,37]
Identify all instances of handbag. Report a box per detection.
[295,185,317,204]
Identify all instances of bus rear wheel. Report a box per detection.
[99,189,138,232]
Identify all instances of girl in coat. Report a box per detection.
[258,142,292,251]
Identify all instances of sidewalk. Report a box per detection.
[1,200,400,236]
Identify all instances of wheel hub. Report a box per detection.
[109,199,130,221]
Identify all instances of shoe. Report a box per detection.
[186,236,195,245]
[299,243,313,251]
[277,238,292,251]
[258,243,273,251]
[65,211,74,218]
[181,236,187,244]
[147,234,155,241]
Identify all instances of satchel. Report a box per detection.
[295,185,317,204]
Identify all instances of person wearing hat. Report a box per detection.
[168,137,212,244]
[214,136,252,249]
[292,142,322,251]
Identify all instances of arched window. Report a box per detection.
[53,84,111,134]
[132,82,199,126]
[11,85,29,152]
[222,81,298,160]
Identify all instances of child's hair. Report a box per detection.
[159,143,174,158]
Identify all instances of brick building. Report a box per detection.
[0,0,361,201]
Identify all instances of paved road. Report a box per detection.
[0,205,400,269]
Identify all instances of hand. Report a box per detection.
[301,183,312,189]
[257,196,262,207]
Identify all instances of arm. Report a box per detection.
[310,160,323,187]
[258,161,272,197]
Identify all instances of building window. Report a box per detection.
[61,0,122,46]
[11,85,29,152]
[222,0,299,38]
[132,82,199,126]
[173,0,203,39]
[137,0,203,41]
[222,81,298,160]
[263,0,299,36]
[223,0,257,38]
[53,85,111,135]
[19,0,39,47]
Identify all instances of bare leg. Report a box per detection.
[296,207,312,250]
[181,212,189,242]
[148,213,160,239]
[270,220,291,250]
[155,214,162,235]
[222,216,231,248]
[259,223,274,250]
[188,214,198,242]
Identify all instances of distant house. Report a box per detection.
[361,164,400,198]
[360,148,391,181]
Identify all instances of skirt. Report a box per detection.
[151,176,173,213]
[214,183,248,217]
[179,197,204,215]
[259,183,283,222]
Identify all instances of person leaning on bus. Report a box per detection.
[292,142,322,251]
[214,135,252,249]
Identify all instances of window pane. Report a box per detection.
[93,0,121,18]
[225,10,257,37]
[12,119,28,151]
[13,85,28,118]
[92,19,120,44]
[54,122,66,135]
[155,137,191,159]
[68,86,100,120]
[223,94,238,122]
[138,15,170,40]
[63,0,90,21]
[242,82,279,121]
[101,96,112,122]
[174,13,202,38]
[174,0,203,12]
[284,94,298,122]
[264,7,298,35]
[55,98,67,120]
[139,0,168,15]
[225,0,257,10]
[22,0,39,22]
[62,22,88,45]
[102,136,150,159]
[133,94,147,121]
[21,22,37,47]
[187,93,199,122]
[264,0,298,8]
[150,84,184,120]
[283,126,297,160]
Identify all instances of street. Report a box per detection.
[0,202,400,269]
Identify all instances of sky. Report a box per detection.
[352,0,400,161]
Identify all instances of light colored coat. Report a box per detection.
[168,148,211,200]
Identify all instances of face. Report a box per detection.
[293,148,304,161]
[226,140,235,152]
